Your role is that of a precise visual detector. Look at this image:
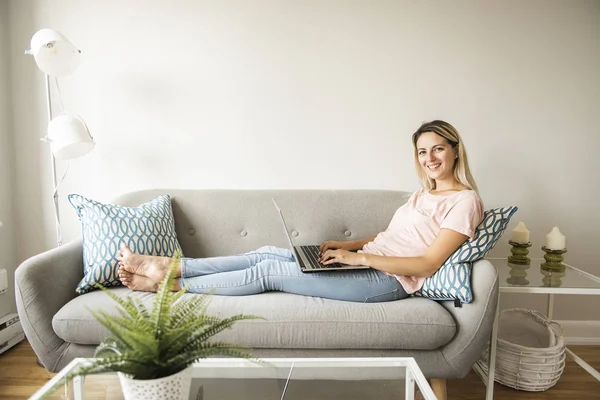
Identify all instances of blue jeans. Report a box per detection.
[178,246,408,303]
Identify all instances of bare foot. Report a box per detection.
[116,244,179,283]
[118,266,159,292]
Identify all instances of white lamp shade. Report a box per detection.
[47,114,95,160]
[29,29,81,77]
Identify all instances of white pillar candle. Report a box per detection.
[545,227,566,250]
[510,222,530,243]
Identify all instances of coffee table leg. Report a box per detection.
[73,375,84,400]
[486,296,500,400]
[405,368,415,400]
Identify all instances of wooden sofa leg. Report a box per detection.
[430,378,447,400]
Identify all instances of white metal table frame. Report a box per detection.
[473,258,600,400]
[31,357,438,400]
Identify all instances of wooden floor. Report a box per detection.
[0,340,598,399]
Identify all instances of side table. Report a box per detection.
[473,257,600,400]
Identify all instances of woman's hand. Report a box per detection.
[319,249,366,266]
[319,241,348,255]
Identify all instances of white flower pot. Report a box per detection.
[118,367,193,400]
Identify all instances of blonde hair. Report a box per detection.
[412,120,479,194]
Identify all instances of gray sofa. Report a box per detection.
[15,189,498,382]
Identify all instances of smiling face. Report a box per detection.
[416,131,458,182]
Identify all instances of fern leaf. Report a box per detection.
[94,284,144,319]
[166,341,256,367]
[179,315,262,354]
[169,313,261,356]
[89,290,155,337]
[159,320,218,356]
[149,251,181,339]
[89,312,135,352]
[130,296,151,321]
[170,285,188,304]
[167,310,221,344]
[171,295,212,329]
[91,310,159,356]
[95,340,123,357]
[43,357,155,397]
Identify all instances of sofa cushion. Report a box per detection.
[54,289,456,350]
[68,194,183,294]
[415,206,518,303]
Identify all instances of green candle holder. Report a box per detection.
[506,262,530,286]
[540,246,567,273]
[507,240,532,265]
[540,268,565,287]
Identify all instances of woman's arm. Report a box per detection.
[319,235,376,254]
[321,229,468,277]
[364,229,468,276]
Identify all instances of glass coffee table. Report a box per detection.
[474,257,600,400]
[32,357,437,400]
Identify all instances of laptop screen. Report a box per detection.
[272,198,301,260]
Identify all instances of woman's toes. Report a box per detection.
[118,267,133,285]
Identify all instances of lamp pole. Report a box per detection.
[44,74,62,247]
[28,29,94,248]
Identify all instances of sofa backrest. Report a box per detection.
[110,189,413,258]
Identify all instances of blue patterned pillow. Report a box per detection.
[68,194,183,294]
[415,206,518,303]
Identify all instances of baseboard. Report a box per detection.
[556,320,600,345]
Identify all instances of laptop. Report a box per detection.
[272,198,371,273]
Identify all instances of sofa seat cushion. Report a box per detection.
[54,289,456,350]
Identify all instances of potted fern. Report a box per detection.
[52,252,262,400]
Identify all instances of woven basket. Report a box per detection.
[477,308,565,391]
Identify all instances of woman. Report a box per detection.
[118,120,484,302]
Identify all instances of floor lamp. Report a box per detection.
[26,29,95,247]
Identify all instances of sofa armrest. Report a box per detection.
[15,240,83,371]
[440,258,499,378]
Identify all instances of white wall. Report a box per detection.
[0,1,17,316]
[7,0,600,320]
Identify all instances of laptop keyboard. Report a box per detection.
[299,245,344,269]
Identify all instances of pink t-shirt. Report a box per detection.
[361,189,484,294]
